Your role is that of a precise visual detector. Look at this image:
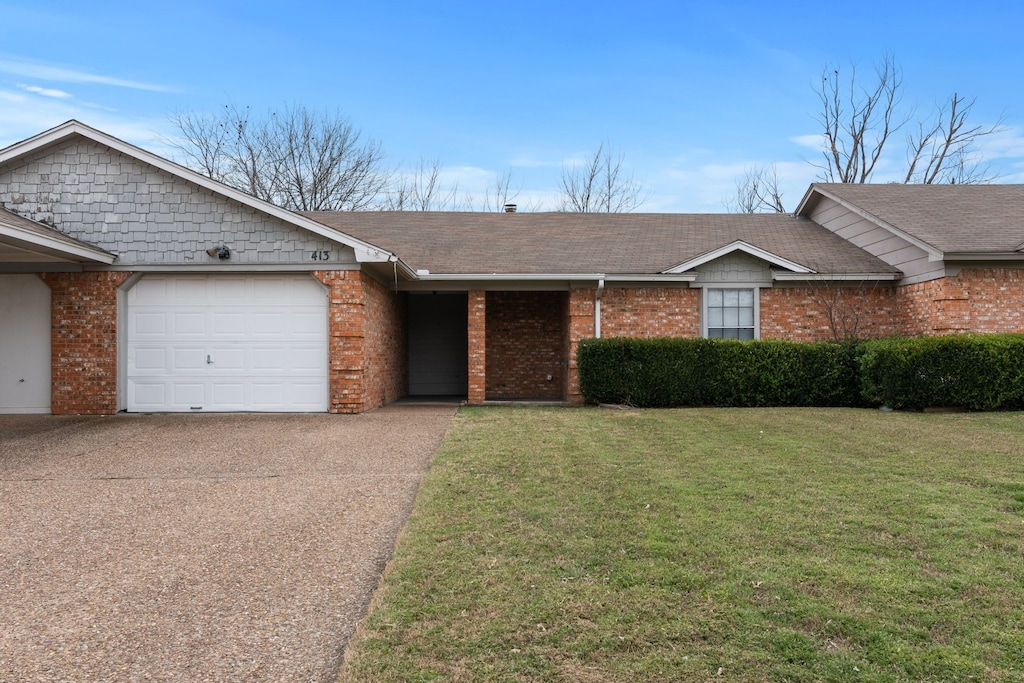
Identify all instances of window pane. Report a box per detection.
[724,290,739,306]
[708,308,723,326]
[740,308,754,326]
[738,328,755,341]
[724,308,739,326]
[708,328,723,338]
[739,289,754,307]
[707,289,722,306]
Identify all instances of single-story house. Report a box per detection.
[2,121,1022,414]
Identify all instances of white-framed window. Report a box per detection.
[704,287,757,340]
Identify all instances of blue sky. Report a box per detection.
[2,0,1023,211]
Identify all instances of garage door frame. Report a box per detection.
[118,272,330,413]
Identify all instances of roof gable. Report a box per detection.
[0,120,395,265]
[797,183,1024,257]
[662,240,814,274]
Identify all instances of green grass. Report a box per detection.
[341,407,1024,682]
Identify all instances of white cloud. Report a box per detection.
[0,58,173,92]
[17,83,72,99]
[789,133,827,151]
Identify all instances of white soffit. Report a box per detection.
[662,240,814,275]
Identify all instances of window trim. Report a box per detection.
[701,285,759,340]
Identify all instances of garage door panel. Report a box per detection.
[132,312,167,335]
[251,311,287,335]
[129,381,166,409]
[172,383,205,406]
[212,312,246,336]
[133,347,167,371]
[126,275,328,412]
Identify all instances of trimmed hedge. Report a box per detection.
[859,334,1024,411]
[577,334,1024,410]
[577,337,864,408]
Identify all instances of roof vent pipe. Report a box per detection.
[504,203,517,213]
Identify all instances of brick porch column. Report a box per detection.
[40,271,129,415]
[467,290,486,404]
[566,287,596,404]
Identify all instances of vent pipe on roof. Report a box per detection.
[504,203,517,213]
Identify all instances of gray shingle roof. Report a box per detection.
[304,211,899,276]
[804,183,1024,254]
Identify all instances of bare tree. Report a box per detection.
[482,168,521,212]
[814,54,1002,185]
[728,164,786,213]
[729,55,1004,211]
[166,104,389,211]
[384,158,460,211]
[559,142,647,212]
[903,93,1003,184]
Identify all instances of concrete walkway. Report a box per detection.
[0,406,456,682]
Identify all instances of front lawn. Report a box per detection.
[341,407,1024,681]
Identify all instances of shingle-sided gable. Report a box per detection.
[0,136,362,267]
[0,120,397,268]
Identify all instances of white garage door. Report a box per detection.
[0,274,51,413]
[127,274,328,412]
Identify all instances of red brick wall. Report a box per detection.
[760,286,899,341]
[467,290,486,404]
[600,287,700,338]
[359,272,407,409]
[566,288,597,404]
[897,268,1024,335]
[485,291,566,399]
[39,271,128,415]
[314,270,406,413]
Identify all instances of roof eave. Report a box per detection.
[411,272,697,283]
[0,223,117,264]
[771,271,902,282]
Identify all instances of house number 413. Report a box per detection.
[310,250,331,261]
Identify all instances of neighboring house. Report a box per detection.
[1,121,1022,415]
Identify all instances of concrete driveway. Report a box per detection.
[0,406,456,682]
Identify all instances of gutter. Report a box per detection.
[595,277,605,338]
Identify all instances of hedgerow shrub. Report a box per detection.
[577,334,1024,410]
[859,334,1024,410]
[577,337,865,408]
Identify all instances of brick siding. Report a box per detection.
[313,270,406,413]
[484,291,566,399]
[359,273,407,409]
[897,268,1024,335]
[600,287,700,338]
[39,271,128,415]
[467,291,486,404]
[760,286,899,341]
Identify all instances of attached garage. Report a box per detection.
[0,274,51,413]
[125,274,329,412]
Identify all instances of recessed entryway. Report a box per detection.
[407,292,468,397]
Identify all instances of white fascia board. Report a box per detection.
[944,252,1024,261]
[411,272,696,283]
[771,271,902,282]
[663,240,814,274]
[800,185,946,261]
[0,120,396,264]
[0,223,117,264]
